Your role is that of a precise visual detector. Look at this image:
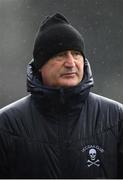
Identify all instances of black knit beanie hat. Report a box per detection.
[33,13,85,70]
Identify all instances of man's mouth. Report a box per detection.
[61,72,76,77]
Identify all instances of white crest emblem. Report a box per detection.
[81,145,104,168]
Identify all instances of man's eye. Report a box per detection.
[73,51,81,56]
[58,52,66,57]
[55,52,65,58]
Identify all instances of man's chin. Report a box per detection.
[58,79,80,87]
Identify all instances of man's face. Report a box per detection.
[39,50,84,88]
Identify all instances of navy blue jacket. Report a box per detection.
[0,59,123,178]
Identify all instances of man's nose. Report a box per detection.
[64,51,75,67]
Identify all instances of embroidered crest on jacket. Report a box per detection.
[81,145,104,168]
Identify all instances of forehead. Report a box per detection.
[49,49,84,60]
[55,49,82,55]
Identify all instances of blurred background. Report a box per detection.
[0,0,123,108]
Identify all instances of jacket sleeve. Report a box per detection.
[0,110,11,178]
[118,103,123,178]
[0,131,10,178]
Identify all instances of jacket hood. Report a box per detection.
[26,58,94,105]
[27,59,94,110]
[27,59,94,96]
[27,59,93,113]
[27,59,93,114]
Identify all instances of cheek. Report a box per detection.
[40,69,53,86]
[41,66,59,83]
[77,62,84,75]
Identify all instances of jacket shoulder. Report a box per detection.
[0,95,31,114]
[87,92,123,131]
[89,92,123,108]
[88,92,123,117]
[0,95,32,133]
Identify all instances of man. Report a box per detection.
[0,13,123,178]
